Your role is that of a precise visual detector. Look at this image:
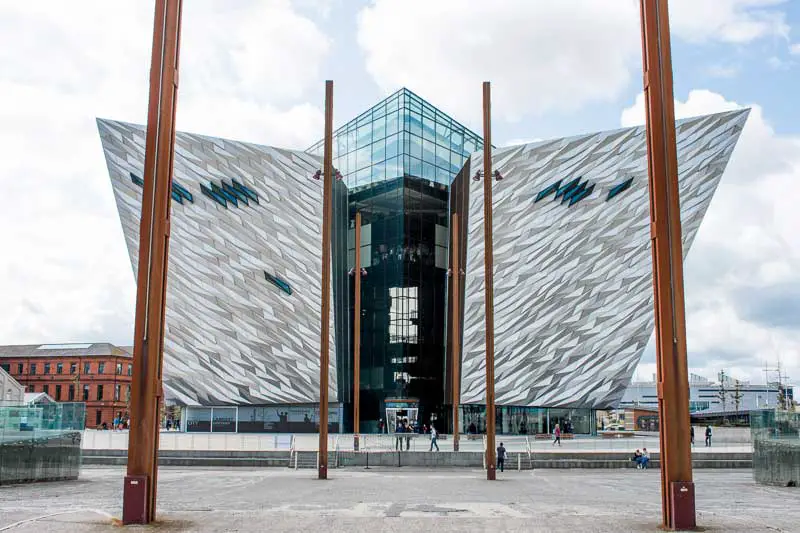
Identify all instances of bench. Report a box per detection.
[534,433,575,440]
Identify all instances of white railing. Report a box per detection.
[526,435,532,469]
[81,429,296,451]
[80,429,755,454]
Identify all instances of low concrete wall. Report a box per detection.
[82,448,291,468]
[337,451,751,470]
[0,431,82,485]
[82,449,751,469]
[702,426,751,444]
[754,439,799,487]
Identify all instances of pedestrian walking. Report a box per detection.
[552,423,561,446]
[705,426,712,447]
[690,426,694,446]
[497,442,507,472]
[429,425,440,451]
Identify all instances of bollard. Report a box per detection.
[518,453,521,471]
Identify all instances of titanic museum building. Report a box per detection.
[99,88,748,435]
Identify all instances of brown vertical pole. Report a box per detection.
[639,0,695,529]
[123,0,182,525]
[353,211,362,450]
[318,80,333,480]
[482,81,497,481]
[451,213,461,452]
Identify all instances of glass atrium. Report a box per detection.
[309,89,483,433]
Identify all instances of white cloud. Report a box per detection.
[0,1,330,346]
[667,0,790,43]
[356,0,791,125]
[767,55,793,69]
[621,89,800,385]
[706,64,741,78]
[791,43,800,55]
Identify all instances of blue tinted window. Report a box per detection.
[386,133,400,160]
[607,177,634,201]
[200,183,227,208]
[535,180,562,203]
[264,271,292,295]
[569,183,595,206]
[554,178,581,200]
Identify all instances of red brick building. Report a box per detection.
[0,342,133,428]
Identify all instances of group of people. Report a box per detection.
[690,426,713,447]
[99,413,130,431]
[631,448,650,469]
[392,419,443,451]
[165,418,181,431]
[394,418,415,450]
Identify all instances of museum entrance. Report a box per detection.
[386,404,419,433]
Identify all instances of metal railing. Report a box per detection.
[79,429,756,453]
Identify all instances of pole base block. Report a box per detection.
[453,438,459,452]
[487,466,496,480]
[122,475,150,525]
[669,481,696,530]
[354,435,360,452]
[318,465,328,480]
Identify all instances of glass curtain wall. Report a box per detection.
[458,406,595,436]
[310,89,482,433]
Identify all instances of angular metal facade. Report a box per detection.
[98,119,337,406]
[459,109,749,408]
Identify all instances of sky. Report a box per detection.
[0,0,798,389]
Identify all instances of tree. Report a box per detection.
[777,384,787,411]
[717,370,728,412]
[732,379,742,414]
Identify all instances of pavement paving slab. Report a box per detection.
[0,467,796,532]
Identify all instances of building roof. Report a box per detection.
[24,392,54,404]
[0,342,132,359]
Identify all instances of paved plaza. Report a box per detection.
[0,467,796,532]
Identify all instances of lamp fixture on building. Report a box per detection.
[311,168,344,180]
[472,170,504,181]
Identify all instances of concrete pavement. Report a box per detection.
[0,467,795,532]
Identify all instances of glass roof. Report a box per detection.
[307,88,483,192]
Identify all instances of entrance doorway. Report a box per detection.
[386,407,419,433]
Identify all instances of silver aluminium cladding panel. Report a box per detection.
[99,119,336,406]
[461,110,748,408]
